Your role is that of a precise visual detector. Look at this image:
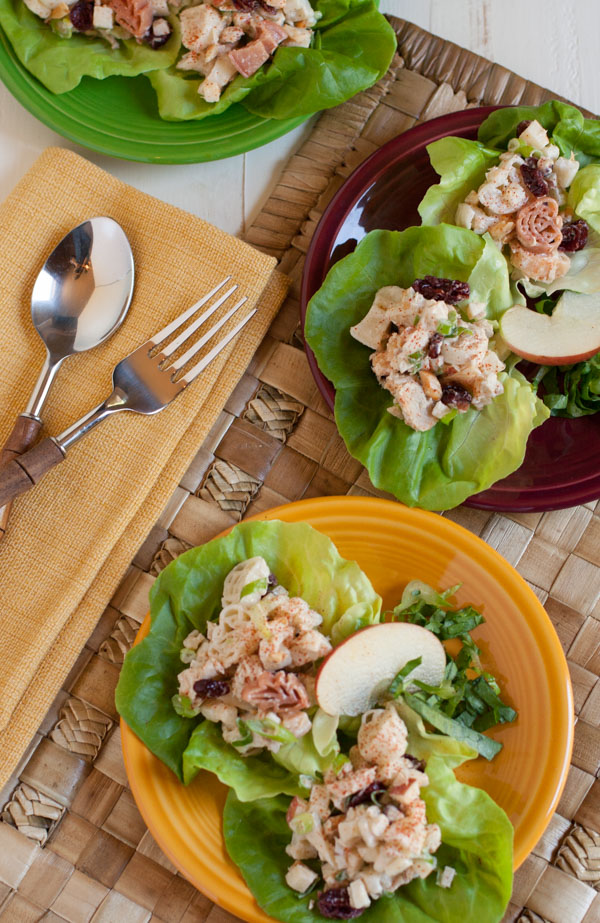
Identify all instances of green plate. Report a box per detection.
[0,23,307,163]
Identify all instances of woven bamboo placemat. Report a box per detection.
[0,17,599,923]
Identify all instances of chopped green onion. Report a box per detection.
[409,350,423,360]
[171,694,201,718]
[245,717,296,745]
[291,812,315,835]
[241,577,268,599]
[231,718,253,749]
[436,320,457,337]
[332,753,351,774]
[413,314,420,325]
[456,327,473,337]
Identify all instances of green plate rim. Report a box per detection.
[0,23,308,164]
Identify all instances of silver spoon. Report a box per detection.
[0,217,134,538]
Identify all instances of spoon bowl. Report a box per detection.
[27,217,135,414]
[0,216,134,538]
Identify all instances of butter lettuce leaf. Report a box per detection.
[418,137,499,226]
[304,226,549,511]
[223,701,513,923]
[477,100,600,166]
[0,0,178,93]
[419,101,600,234]
[116,520,381,793]
[149,0,396,121]
[181,720,310,797]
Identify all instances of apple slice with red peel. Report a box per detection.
[500,291,600,365]
[315,622,446,717]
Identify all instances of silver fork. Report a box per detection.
[0,278,255,509]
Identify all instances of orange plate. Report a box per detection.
[121,496,574,919]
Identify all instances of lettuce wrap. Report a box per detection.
[304,225,549,510]
[0,0,396,123]
[0,0,179,92]
[418,101,600,228]
[115,519,381,799]
[419,102,600,300]
[224,701,513,923]
[149,0,397,121]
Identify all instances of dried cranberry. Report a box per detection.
[441,383,472,411]
[69,0,94,31]
[233,0,259,9]
[520,161,549,197]
[347,781,386,808]
[412,276,470,305]
[428,332,444,359]
[143,21,172,48]
[317,888,363,919]
[259,0,279,11]
[559,218,589,252]
[268,573,278,588]
[193,678,230,698]
[405,754,426,773]
[516,119,532,138]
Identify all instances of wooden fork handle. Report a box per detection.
[0,414,42,465]
[0,437,66,509]
[0,415,43,539]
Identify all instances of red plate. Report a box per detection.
[299,107,600,513]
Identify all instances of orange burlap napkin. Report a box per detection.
[0,147,288,789]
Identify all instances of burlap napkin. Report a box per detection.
[0,147,288,789]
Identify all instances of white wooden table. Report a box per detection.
[1,0,599,233]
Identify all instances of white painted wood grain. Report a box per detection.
[2,0,600,234]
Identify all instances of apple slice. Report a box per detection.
[315,622,446,717]
[500,290,600,365]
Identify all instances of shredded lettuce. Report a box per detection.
[116,520,381,797]
[538,353,600,417]
[304,226,549,510]
[390,581,516,759]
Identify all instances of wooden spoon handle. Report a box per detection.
[0,415,43,539]
[0,437,65,509]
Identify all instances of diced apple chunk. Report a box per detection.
[285,861,318,893]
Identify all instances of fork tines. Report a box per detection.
[151,277,256,384]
